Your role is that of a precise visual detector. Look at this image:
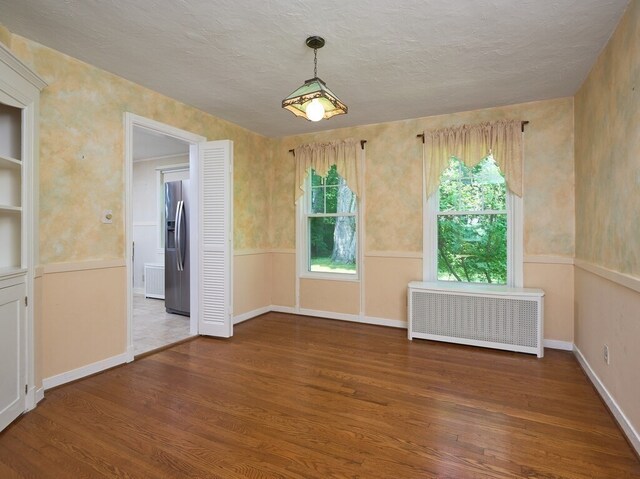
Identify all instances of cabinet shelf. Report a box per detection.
[0,154,21,168]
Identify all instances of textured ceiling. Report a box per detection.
[0,0,630,137]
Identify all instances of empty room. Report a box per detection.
[0,1,638,477]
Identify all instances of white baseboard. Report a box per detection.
[234,306,271,325]
[126,344,135,363]
[270,305,296,314]
[133,287,144,295]
[36,386,44,404]
[24,385,37,410]
[574,345,640,456]
[543,339,574,351]
[364,315,407,329]
[270,305,406,329]
[43,352,129,390]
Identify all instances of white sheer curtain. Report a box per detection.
[294,138,361,203]
[423,119,523,197]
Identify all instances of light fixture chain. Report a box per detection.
[314,48,318,78]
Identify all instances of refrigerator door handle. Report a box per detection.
[175,200,184,271]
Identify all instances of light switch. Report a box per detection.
[102,210,113,224]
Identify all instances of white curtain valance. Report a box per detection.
[423,119,523,198]
[294,138,361,203]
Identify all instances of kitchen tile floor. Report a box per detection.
[133,294,193,355]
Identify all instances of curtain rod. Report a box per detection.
[416,121,529,142]
[288,140,367,155]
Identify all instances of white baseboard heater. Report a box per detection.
[144,263,165,299]
[408,281,544,358]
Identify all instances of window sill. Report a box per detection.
[299,273,360,283]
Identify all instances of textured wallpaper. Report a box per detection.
[9,33,576,264]
[274,97,575,256]
[10,35,272,264]
[575,0,639,277]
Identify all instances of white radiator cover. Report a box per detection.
[408,281,544,357]
[144,263,165,299]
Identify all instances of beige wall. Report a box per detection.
[574,1,640,441]
[365,255,422,322]
[40,263,126,379]
[233,252,272,317]
[575,267,640,436]
[523,262,574,342]
[6,32,273,383]
[271,252,296,308]
[273,98,575,338]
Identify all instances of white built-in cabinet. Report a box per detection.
[0,42,46,432]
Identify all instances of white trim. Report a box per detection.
[299,273,359,282]
[35,386,44,404]
[134,152,188,164]
[524,255,574,265]
[297,308,405,328]
[126,344,135,363]
[133,221,156,227]
[155,162,190,172]
[0,42,47,90]
[365,251,423,259]
[575,259,640,294]
[269,305,406,329]
[42,259,125,274]
[25,385,36,411]
[358,148,366,317]
[270,248,296,255]
[574,345,640,456]
[234,249,271,256]
[362,315,406,329]
[42,352,129,390]
[234,306,271,325]
[509,193,524,287]
[270,305,297,314]
[124,113,206,359]
[543,339,573,351]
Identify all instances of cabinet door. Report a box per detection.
[0,282,26,431]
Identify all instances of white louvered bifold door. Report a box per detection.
[198,140,233,337]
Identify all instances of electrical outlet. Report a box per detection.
[603,344,610,365]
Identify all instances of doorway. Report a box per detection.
[125,114,206,359]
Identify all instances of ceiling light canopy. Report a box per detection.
[282,36,348,122]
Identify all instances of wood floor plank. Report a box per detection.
[1,313,639,478]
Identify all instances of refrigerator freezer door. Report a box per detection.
[165,180,190,316]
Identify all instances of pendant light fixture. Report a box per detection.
[282,36,348,122]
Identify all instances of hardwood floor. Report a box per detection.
[1,313,639,478]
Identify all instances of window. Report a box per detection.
[426,155,522,286]
[300,165,358,277]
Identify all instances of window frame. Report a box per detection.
[423,160,523,288]
[296,166,361,282]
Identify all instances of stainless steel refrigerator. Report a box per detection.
[165,180,190,316]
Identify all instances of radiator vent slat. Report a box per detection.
[408,281,544,357]
[144,263,165,299]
